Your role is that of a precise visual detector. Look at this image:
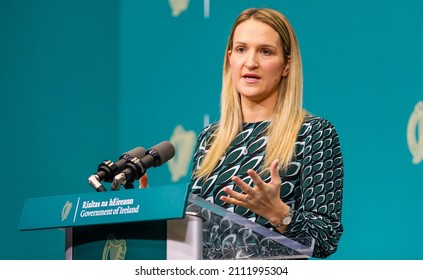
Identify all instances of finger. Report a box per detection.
[221,187,250,207]
[221,186,246,202]
[246,169,266,190]
[220,195,244,207]
[231,176,254,194]
[269,159,282,185]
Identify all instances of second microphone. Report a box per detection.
[111,141,175,190]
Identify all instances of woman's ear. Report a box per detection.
[282,55,291,77]
[228,50,232,66]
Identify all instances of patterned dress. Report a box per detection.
[188,115,344,258]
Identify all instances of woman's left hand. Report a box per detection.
[220,159,289,223]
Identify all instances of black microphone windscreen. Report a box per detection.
[114,146,146,173]
[149,141,175,166]
[122,147,146,159]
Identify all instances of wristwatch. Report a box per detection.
[271,207,293,228]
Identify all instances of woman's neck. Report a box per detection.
[241,96,276,123]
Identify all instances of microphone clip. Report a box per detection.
[111,157,146,190]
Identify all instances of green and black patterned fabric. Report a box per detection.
[188,115,344,258]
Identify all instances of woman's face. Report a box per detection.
[228,19,289,105]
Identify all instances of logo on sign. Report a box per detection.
[61,200,72,222]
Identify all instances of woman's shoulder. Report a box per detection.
[196,122,219,141]
[302,113,336,125]
[199,122,219,133]
[299,114,340,138]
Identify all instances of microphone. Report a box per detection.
[88,146,146,192]
[111,141,175,190]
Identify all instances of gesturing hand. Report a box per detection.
[220,159,290,224]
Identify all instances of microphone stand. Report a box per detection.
[88,175,107,192]
[111,173,125,190]
[110,172,136,190]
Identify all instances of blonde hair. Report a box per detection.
[195,8,306,179]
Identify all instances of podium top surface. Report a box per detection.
[19,183,189,231]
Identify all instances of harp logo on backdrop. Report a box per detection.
[168,125,197,182]
[407,101,423,164]
[169,0,210,18]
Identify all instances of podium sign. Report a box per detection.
[20,184,191,260]
[20,184,314,260]
[19,184,189,231]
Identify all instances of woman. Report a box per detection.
[188,7,344,259]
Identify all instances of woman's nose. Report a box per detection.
[244,52,258,70]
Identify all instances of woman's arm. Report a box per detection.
[284,118,344,258]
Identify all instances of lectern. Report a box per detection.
[19,184,314,260]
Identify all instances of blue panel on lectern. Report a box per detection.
[19,184,189,231]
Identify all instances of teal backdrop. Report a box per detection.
[1,0,422,260]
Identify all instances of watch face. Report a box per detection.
[283,216,292,225]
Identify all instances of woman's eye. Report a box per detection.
[236,47,246,54]
[261,49,272,56]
